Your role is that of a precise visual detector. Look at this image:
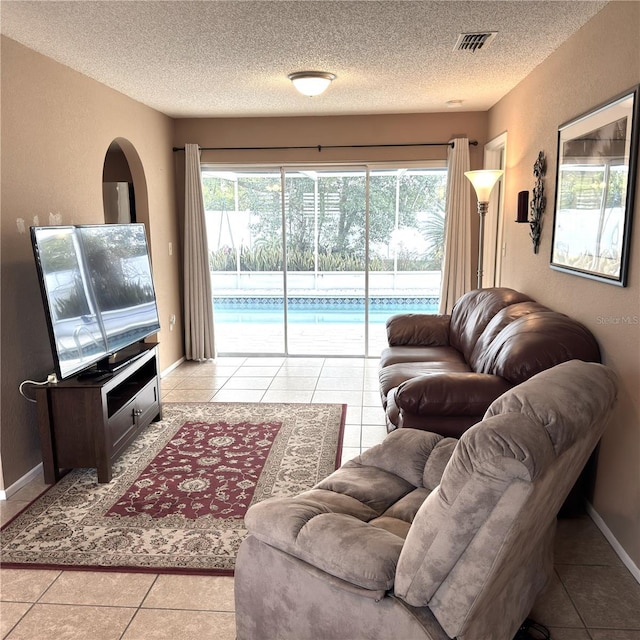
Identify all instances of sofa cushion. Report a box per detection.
[473,312,601,384]
[369,516,413,539]
[243,428,452,594]
[380,345,466,370]
[379,355,471,401]
[295,513,406,591]
[468,301,550,371]
[245,499,406,591]
[378,487,431,522]
[370,488,432,539]
[448,288,533,363]
[315,465,415,515]
[295,488,380,521]
[348,428,445,487]
[387,388,485,436]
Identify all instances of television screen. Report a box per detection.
[31,223,161,379]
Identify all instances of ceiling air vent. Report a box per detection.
[454,32,497,52]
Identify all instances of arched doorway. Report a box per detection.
[102,141,136,223]
[101,138,150,231]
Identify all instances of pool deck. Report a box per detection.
[214,320,390,357]
[211,285,441,356]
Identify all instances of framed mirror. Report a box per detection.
[550,86,639,286]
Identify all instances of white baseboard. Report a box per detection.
[161,356,185,378]
[586,501,640,584]
[0,463,44,501]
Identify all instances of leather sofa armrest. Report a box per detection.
[386,313,451,347]
[395,373,512,417]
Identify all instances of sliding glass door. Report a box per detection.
[203,170,285,354]
[202,164,446,357]
[367,167,447,354]
[284,168,367,355]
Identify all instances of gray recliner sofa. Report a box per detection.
[235,360,617,640]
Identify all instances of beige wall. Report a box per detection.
[488,1,640,567]
[0,37,183,489]
[174,112,488,166]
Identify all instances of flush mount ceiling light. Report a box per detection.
[288,71,336,97]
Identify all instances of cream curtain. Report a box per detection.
[439,138,472,314]
[184,143,215,360]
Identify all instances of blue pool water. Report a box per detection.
[213,296,439,324]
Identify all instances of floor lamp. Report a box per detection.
[464,170,504,289]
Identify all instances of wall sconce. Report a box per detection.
[516,191,529,223]
[517,152,546,254]
[464,169,504,289]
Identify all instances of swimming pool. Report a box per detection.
[213,296,439,324]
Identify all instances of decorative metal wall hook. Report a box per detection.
[530,151,546,253]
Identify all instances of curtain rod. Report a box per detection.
[172,141,478,152]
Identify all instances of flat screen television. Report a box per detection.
[30,223,161,380]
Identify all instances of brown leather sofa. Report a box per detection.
[380,287,601,437]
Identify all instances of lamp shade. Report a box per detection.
[288,71,336,97]
[464,170,504,202]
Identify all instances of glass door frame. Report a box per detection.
[201,160,447,358]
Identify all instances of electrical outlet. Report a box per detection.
[169,242,173,256]
[169,314,176,331]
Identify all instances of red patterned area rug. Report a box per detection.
[1,402,346,575]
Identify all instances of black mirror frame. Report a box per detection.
[550,85,640,287]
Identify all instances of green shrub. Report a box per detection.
[209,246,441,272]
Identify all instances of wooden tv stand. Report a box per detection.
[35,342,162,484]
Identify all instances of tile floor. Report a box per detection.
[1,356,639,640]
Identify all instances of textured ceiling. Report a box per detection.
[1,0,609,118]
